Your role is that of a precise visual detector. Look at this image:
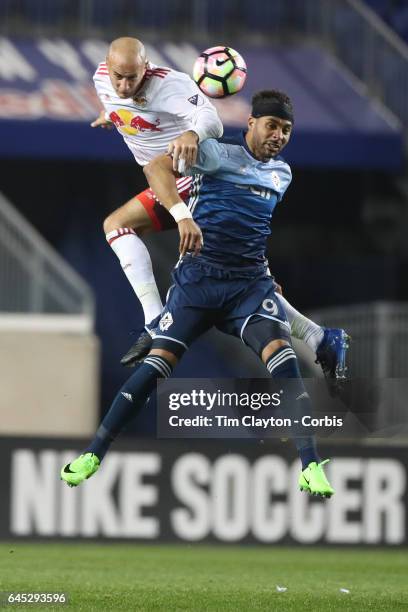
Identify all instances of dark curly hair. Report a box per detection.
[252,89,294,118]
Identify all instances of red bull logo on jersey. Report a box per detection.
[109,109,162,136]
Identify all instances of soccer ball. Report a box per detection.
[193,46,247,98]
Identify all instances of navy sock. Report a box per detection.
[86,355,173,461]
[266,346,320,470]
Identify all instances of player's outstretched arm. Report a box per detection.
[144,155,203,256]
[90,110,113,129]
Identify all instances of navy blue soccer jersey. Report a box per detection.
[186,131,292,268]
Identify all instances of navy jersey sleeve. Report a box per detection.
[190,139,225,174]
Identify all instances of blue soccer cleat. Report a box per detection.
[315,328,350,395]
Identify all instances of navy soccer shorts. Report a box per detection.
[151,256,291,358]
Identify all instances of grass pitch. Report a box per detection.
[0,543,406,611]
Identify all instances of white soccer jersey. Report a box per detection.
[93,61,223,166]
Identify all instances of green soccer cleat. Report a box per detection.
[299,459,335,498]
[61,453,100,487]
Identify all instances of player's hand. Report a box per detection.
[90,110,113,129]
[167,131,199,172]
[178,218,203,256]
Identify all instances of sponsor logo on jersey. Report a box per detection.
[236,184,272,199]
[159,312,174,331]
[109,109,162,135]
[271,171,281,190]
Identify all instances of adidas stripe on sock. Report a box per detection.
[266,346,298,378]
[144,355,172,378]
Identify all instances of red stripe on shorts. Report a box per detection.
[137,191,163,231]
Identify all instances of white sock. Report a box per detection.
[106,229,163,325]
[276,294,324,353]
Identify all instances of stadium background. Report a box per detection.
[1,0,408,561]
